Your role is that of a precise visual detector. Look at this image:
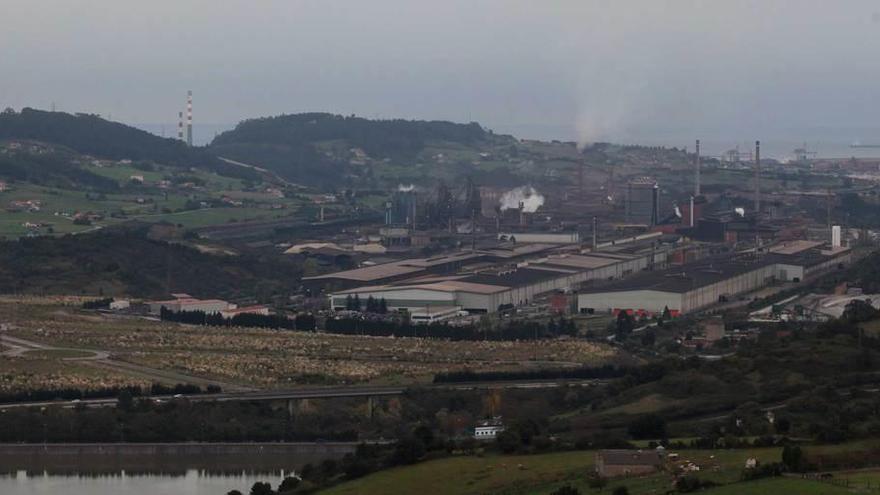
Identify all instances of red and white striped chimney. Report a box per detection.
[186,90,193,147]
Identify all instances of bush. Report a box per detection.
[586,474,607,490]
[627,414,667,440]
[550,485,581,495]
[277,476,300,493]
[675,476,717,493]
[496,430,521,453]
[249,482,274,495]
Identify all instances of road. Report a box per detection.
[0,379,604,410]
[217,156,306,189]
[1,334,109,360]
[2,326,607,409]
[0,333,255,393]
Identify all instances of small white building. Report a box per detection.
[473,418,505,440]
[409,306,461,324]
[109,299,130,311]
[219,305,271,319]
[147,294,232,315]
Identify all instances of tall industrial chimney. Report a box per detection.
[832,225,842,248]
[694,139,701,197]
[177,112,184,142]
[186,90,193,147]
[592,216,598,250]
[754,140,761,214]
[689,195,695,227]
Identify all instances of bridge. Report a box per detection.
[0,379,603,411]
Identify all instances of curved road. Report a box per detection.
[1,333,254,393]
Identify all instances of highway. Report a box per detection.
[0,379,603,410]
[0,331,607,410]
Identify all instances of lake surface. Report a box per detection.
[0,469,289,495]
[0,443,357,495]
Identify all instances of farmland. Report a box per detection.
[0,160,305,239]
[321,442,880,495]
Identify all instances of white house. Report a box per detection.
[473,418,505,440]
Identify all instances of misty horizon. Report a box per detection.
[7,0,880,156]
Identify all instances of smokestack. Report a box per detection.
[754,140,761,214]
[177,111,184,141]
[592,216,598,250]
[519,201,526,227]
[694,139,701,197]
[186,90,193,147]
[689,196,695,227]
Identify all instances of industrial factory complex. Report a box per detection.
[297,139,867,323]
[307,234,669,318]
[306,227,852,321]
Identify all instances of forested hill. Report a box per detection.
[0,225,302,300]
[0,108,256,180]
[209,113,496,186]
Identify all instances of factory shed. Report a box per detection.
[529,252,657,286]
[578,244,852,315]
[577,258,779,315]
[329,280,507,314]
[304,252,483,290]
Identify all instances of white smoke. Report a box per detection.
[398,184,415,192]
[500,186,544,212]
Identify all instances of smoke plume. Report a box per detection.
[500,186,544,212]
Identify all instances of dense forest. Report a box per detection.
[209,113,492,185]
[0,108,258,181]
[0,225,302,299]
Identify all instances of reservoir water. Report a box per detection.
[0,443,357,495]
[1,469,289,495]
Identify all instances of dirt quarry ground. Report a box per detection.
[0,299,620,392]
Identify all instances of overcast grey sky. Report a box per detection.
[4,0,880,145]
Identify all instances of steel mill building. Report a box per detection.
[577,241,852,316]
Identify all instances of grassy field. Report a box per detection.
[0,300,619,391]
[0,353,147,393]
[320,451,596,495]
[130,206,293,228]
[320,442,880,495]
[698,478,850,494]
[0,163,303,238]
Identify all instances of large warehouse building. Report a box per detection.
[329,267,576,314]
[328,248,670,315]
[578,241,852,316]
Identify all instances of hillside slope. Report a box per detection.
[0,224,302,299]
[209,113,505,187]
[0,108,258,181]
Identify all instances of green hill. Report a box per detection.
[209,113,503,187]
[0,224,302,299]
[0,108,258,182]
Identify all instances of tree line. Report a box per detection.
[433,363,667,384]
[160,307,316,331]
[0,383,218,404]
